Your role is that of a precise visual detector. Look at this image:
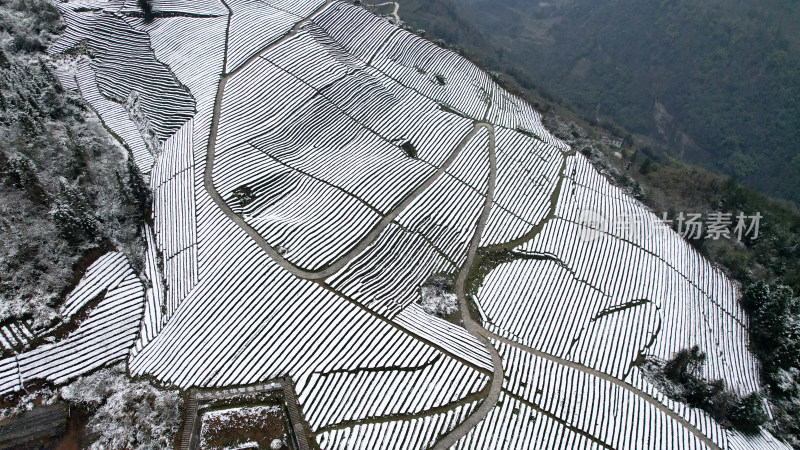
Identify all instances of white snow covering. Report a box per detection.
[0,253,144,393]
[44,0,784,448]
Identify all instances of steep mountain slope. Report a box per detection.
[0,0,149,330]
[396,0,800,203]
[1,0,791,448]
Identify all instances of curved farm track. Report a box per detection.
[372,1,400,22]
[202,3,721,450]
[486,332,721,450]
[430,125,503,450]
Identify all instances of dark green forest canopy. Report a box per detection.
[396,0,800,203]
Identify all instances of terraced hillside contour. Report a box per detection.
[15,0,789,448]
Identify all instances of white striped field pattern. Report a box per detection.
[0,252,144,394]
[39,0,788,449]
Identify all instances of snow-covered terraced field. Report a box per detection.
[51,7,196,152]
[0,321,35,354]
[0,252,144,394]
[43,0,786,448]
[316,400,480,450]
[510,154,760,391]
[491,339,720,450]
[452,391,603,450]
[298,353,486,431]
[72,58,154,170]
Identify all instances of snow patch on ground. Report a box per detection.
[200,405,287,450]
[420,274,458,316]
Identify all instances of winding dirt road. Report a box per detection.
[372,1,400,22]
[431,124,504,450]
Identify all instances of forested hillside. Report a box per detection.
[0,2,179,446]
[0,0,149,327]
[394,0,800,203]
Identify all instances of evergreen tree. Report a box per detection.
[51,185,99,245]
[137,0,154,22]
[126,158,152,221]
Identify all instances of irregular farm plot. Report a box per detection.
[0,252,144,394]
[298,353,487,431]
[50,7,196,163]
[513,154,759,391]
[316,400,480,450]
[200,405,287,450]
